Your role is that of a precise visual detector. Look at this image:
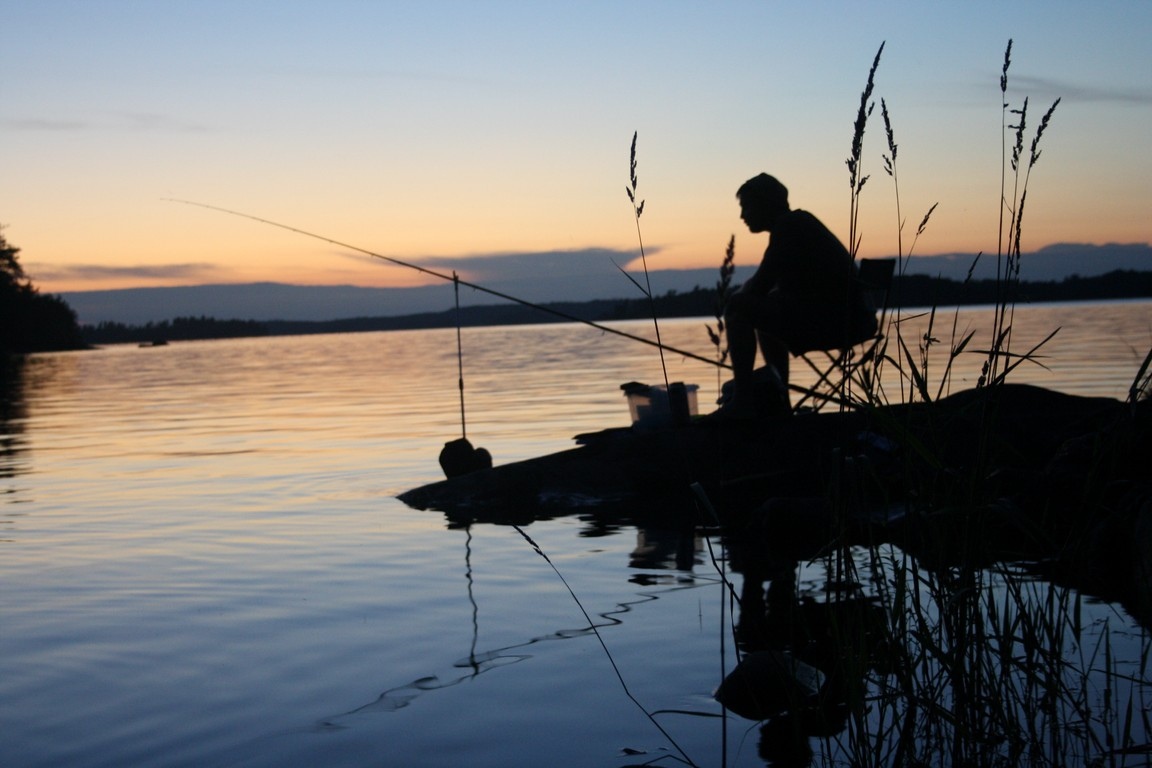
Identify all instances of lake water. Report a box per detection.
[2,301,1150,767]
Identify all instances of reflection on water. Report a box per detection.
[0,304,1149,767]
[0,356,29,524]
[0,356,25,447]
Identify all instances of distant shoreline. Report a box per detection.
[80,269,1152,346]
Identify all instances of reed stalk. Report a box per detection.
[982,41,1062,388]
[625,131,671,390]
[875,92,942,406]
[846,43,884,261]
[1129,347,1152,404]
[705,236,736,393]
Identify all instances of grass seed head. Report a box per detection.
[1001,39,1013,97]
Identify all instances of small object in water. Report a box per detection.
[439,437,492,478]
[714,648,825,721]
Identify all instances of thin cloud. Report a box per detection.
[26,262,225,282]
[113,111,211,133]
[419,247,656,280]
[292,65,493,87]
[4,111,210,133]
[948,71,1152,110]
[1009,75,1152,106]
[332,246,655,283]
[3,118,91,132]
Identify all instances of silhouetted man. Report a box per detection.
[720,173,876,416]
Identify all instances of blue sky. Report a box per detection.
[3,1,1150,294]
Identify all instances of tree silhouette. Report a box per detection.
[1,225,86,353]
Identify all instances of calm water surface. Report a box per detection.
[2,303,1150,767]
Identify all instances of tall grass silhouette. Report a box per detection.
[624,131,671,390]
[982,39,1063,389]
[705,236,736,393]
[681,40,1151,768]
[803,40,1151,768]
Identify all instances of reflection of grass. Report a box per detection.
[801,543,1151,768]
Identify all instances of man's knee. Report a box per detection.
[725,290,782,327]
[724,291,755,325]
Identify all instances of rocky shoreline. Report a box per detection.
[400,383,1152,628]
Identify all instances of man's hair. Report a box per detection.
[737,173,789,210]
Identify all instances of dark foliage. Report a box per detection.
[890,269,1152,307]
[1,227,87,354]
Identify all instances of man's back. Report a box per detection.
[765,209,855,303]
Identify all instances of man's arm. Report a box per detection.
[737,239,780,295]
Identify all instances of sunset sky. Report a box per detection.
[4,1,1150,294]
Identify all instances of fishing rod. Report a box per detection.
[164,198,729,370]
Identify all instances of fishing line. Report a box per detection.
[438,271,491,477]
[465,526,480,675]
[510,523,698,767]
[163,198,728,370]
[452,271,467,441]
[439,270,491,477]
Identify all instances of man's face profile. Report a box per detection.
[739,197,773,233]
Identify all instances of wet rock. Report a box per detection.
[714,649,825,721]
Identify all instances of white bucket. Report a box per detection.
[622,382,699,429]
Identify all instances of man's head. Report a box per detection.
[736,173,789,232]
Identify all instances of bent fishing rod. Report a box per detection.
[164,198,729,370]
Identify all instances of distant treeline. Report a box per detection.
[889,269,1152,307]
[83,316,269,345]
[81,269,1152,344]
